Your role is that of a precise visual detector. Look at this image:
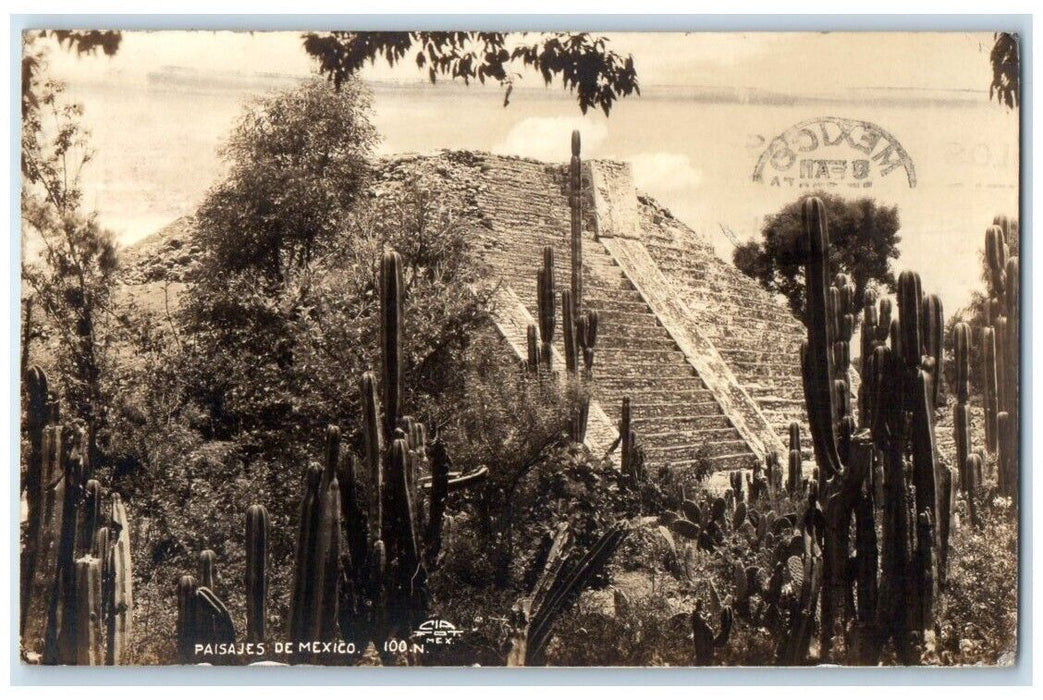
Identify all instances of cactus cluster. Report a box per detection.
[174,507,267,663]
[170,250,490,664]
[309,251,488,651]
[803,196,953,663]
[658,459,821,665]
[982,217,1019,499]
[527,237,599,444]
[531,246,557,371]
[20,366,133,665]
[526,133,600,444]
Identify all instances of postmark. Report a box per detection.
[752,116,917,189]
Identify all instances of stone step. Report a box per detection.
[596,309,664,327]
[584,297,651,314]
[586,287,647,305]
[596,375,708,393]
[498,271,635,294]
[717,347,802,365]
[613,389,720,409]
[645,439,752,461]
[661,452,761,474]
[593,362,695,380]
[597,333,676,351]
[637,427,741,444]
[597,348,689,365]
[598,323,675,343]
[631,414,734,431]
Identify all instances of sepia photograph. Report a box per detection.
[16,26,1022,669]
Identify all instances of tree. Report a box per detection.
[21,31,121,124]
[192,78,378,284]
[733,191,900,321]
[22,66,119,468]
[989,32,1019,109]
[178,80,491,452]
[301,31,639,115]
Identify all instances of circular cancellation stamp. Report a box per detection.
[752,116,917,189]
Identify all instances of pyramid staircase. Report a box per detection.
[640,231,810,443]
[475,159,762,473]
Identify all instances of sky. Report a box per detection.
[34,30,1020,313]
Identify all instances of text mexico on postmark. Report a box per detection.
[752,116,917,189]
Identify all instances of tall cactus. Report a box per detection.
[576,310,598,375]
[380,251,403,438]
[787,421,802,495]
[800,197,950,664]
[109,493,132,663]
[20,371,133,666]
[175,575,198,664]
[982,220,1019,498]
[620,397,646,490]
[982,326,998,452]
[952,322,972,493]
[569,130,583,316]
[537,246,556,369]
[245,504,269,644]
[525,324,540,373]
[279,249,488,653]
[798,196,860,659]
[562,289,579,375]
[289,445,342,646]
[199,549,217,590]
[72,556,104,665]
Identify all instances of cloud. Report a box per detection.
[494,117,608,161]
[629,152,704,193]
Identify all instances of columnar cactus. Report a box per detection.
[576,309,598,375]
[525,324,540,373]
[982,326,998,452]
[289,445,342,645]
[562,289,579,375]
[569,129,583,316]
[802,197,951,663]
[952,322,972,492]
[537,246,556,368]
[109,493,132,663]
[21,365,49,638]
[199,549,217,590]
[175,575,198,664]
[380,251,403,438]
[982,219,1019,498]
[20,370,134,666]
[619,397,646,489]
[72,556,104,665]
[245,504,269,644]
[45,430,86,665]
[787,422,802,495]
